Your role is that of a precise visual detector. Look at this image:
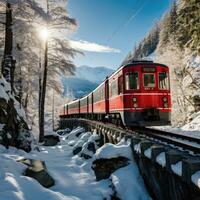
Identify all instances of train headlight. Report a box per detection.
[162,97,167,102]
[133,103,138,108]
[163,103,168,108]
[133,97,137,102]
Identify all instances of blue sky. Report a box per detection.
[68,0,172,69]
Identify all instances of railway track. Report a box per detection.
[131,126,200,154]
[65,118,200,155]
[60,118,200,156]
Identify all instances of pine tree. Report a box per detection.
[169,2,178,40]
[177,0,200,54]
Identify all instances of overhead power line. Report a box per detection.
[107,0,149,42]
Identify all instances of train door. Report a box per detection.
[87,96,89,114]
[105,78,109,114]
[78,100,80,115]
[67,105,68,115]
[91,93,94,114]
[63,106,65,115]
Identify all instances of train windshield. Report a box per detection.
[159,72,169,90]
[143,73,155,87]
[125,72,139,90]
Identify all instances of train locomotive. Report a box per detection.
[60,61,171,126]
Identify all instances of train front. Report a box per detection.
[123,63,171,126]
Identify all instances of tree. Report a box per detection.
[122,23,160,64]
[0,0,47,85]
[38,0,78,142]
[177,0,200,54]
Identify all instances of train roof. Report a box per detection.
[66,61,169,105]
[122,61,168,68]
[108,61,169,79]
[67,98,79,105]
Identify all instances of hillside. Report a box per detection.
[122,0,200,127]
[75,65,114,84]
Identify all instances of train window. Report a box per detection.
[125,72,139,90]
[93,85,105,103]
[143,73,155,87]
[118,76,123,94]
[159,72,169,90]
[110,80,118,97]
[81,97,87,106]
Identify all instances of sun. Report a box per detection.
[38,27,49,41]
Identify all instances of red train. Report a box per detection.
[60,61,171,126]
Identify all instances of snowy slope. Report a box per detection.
[0,127,150,200]
[75,66,114,84]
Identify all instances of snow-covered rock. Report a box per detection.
[0,78,30,151]
[0,127,151,200]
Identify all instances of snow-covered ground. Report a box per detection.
[151,112,200,139]
[151,124,200,139]
[0,127,150,200]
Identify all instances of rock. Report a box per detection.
[80,142,96,159]
[0,78,30,150]
[43,135,60,146]
[81,153,92,159]
[73,146,82,155]
[18,158,55,188]
[92,157,130,181]
[87,142,96,153]
[75,130,85,137]
[110,183,121,200]
[193,94,200,111]
[16,128,32,152]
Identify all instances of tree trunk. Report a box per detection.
[38,49,42,136]
[39,41,48,142]
[39,0,49,142]
[1,3,15,93]
[18,64,22,108]
[52,89,54,131]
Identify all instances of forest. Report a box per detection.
[123,0,200,126]
[0,0,77,150]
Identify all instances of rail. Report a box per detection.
[60,118,200,154]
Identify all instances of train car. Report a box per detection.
[68,99,80,117]
[60,61,171,126]
[108,61,171,126]
[80,96,88,116]
[92,81,108,120]
[88,92,93,118]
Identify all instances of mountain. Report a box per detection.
[75,65,114,84]
[62,66,114,98]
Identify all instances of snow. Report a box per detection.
[111,165,150,200]
[0,127,150,200]
[94,141,132,160]
[171,161,182,176]
[156,152,166,167]
[144,148,152,159]
[0,78,10,102]
[151,124,200,139]
[191,170,200,188]
[134,143,141,153]
[0,78,27,122]
[0,123,5,131]
[64,127,85,141]
[14,99,27,121]
[81,133,99,157]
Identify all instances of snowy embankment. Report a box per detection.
[0,127,150,200]
[151,115,200,139]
